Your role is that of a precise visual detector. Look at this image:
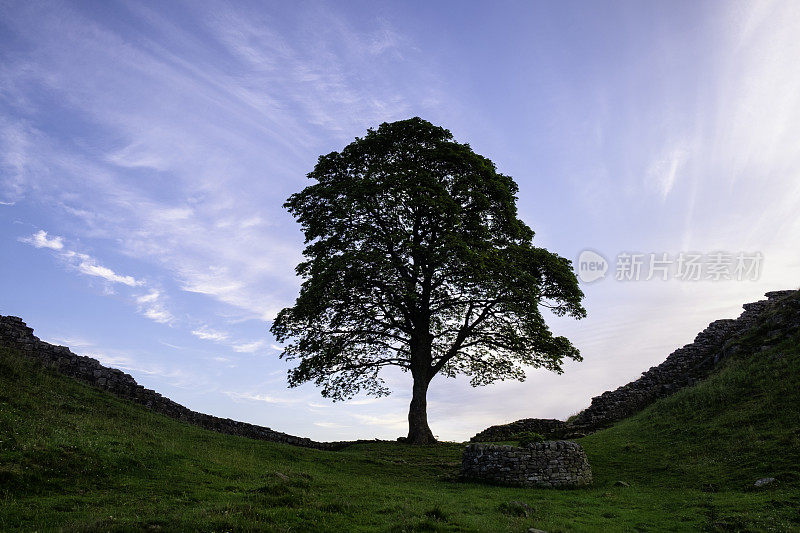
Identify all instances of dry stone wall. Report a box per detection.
[0,315,344,450]
[570,290,798,431]
[461,441,592,488]
[469,290,800,442]
[470,418,569,442]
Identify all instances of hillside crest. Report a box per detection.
[2,289,797,446]
[471,289,800,442]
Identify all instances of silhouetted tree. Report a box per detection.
[271,118,585,444]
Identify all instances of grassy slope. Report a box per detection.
[0,318,798,532]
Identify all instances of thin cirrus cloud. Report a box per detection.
[21,230,140,287]
[20,230,175,324]
[646,147,689,200]
[232,340,267,354]
[0,1,437,326]
[191,326,230,342]
[224,391,300,404]
[191,326,268,355]
[135,290,175,325]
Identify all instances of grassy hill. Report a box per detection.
[1,305,799,531]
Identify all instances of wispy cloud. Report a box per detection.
[21,230,141,287]
[136,290,174,324]
[0,0,444,325]
[647,146,688,199]
[232,339,266,353]
[87,352,203,389]
[67,251,141,287]
[224,391,299,404]
[351,413,407,430]
[191,326,229,342]
[19,230,180,325]
[314,421,348,429]
[46,335,95,348]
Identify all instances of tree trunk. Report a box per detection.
[407,373,436,444]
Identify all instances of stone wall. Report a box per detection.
[461,441,592,488]
[469,290,799,441]
[6,289,798,451]
[0,315,344,451]
[570,290,798,431]
[470,418,569,442]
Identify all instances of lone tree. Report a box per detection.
[271,118,585,444]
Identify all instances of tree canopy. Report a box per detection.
[271,117,585,443]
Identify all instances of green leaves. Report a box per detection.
[271,117,585,402]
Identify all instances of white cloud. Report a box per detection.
[351,413,407,430]
[46,335,95,348]
[224,391,298,404]
[22,230,142,287]
[20,230,177,326]
[72,253,140,286]
[159,341,186,350]
[136,290,161,304]
[232,339,266,353]
[0,119,35,203]
[20,229,63,250]
[87,352,137,369]
[314,421,348,428]
[143,307,173,324]
[191,326,229,342]
[135,290,174,324]
[90,353,202,389]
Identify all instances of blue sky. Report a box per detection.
[1,0,798,441]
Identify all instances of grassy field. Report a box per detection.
[1,319,799,531]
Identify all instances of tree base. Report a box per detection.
[406,428,437,445]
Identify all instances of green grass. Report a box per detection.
[1,317,799,531]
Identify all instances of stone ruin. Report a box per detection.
[461,441,592,488]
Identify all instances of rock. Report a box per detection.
[275,472,289,481]
[754,477,776,487]
[528,529,548,533]
[613,481,630,487]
